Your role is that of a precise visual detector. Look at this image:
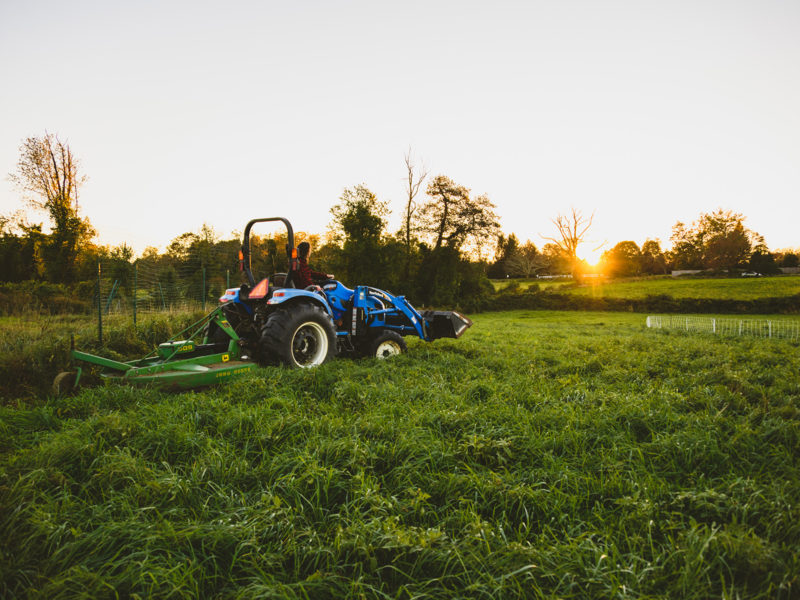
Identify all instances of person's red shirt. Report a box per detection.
[293,258,328,288]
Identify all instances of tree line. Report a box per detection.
[2,135,797,313]
[490,208,797,280]
[1,140,504,310]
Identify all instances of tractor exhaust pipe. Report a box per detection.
[423,311,473,340]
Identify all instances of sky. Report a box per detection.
[1,0,798,264]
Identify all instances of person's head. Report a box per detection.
[297,241,311,260]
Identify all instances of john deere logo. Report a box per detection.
[222,354,230,362]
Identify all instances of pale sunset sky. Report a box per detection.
[1,0,798,264]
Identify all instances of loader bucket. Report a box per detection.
[423,311,473,340]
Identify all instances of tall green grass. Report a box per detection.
[1,311,798,598]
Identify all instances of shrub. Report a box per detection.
[0,281,91,315]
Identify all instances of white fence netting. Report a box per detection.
[646,315,800,342]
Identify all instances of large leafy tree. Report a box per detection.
[8,133,94,282]
[697,209,758,270]
[329,184,390,287]
[668,221,703,269]
[414,175,499,306]
[419,175,500,254]
[669,209,760,271]
[601,241,642,278]
[640,239,668,275]
[330,185,388,244]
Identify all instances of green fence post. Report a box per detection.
[133,263,138,326]
[97,261,103,346]
[202,267,206,311]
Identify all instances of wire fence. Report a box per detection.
[646,315,800,342]
[92,260,241,344]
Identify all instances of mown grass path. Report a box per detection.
[1,311,798,598]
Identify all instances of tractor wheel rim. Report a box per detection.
[375,340,401,359]
[291,322,328,367]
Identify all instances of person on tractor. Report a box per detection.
[292,241,333,288]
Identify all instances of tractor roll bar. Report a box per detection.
[241,217,295,287]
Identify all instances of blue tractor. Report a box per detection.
[209,217,473,368]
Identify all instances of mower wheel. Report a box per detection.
[52,371,77,397]
[259,303,337,368]
[367,330,407,359]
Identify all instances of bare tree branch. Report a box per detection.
[402,147,428,252]
[541,208,594,263]
[6,132,93,282]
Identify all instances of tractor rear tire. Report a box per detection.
[367,330,407,359]
[259,303,337,368]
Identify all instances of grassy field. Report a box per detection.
[493,275,800,300]
[492,278,571,292]
[1,310,798,598]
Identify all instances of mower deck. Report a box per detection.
[72,347,255,391]
[100,358,255,390]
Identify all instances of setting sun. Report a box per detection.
[577,245,604,266]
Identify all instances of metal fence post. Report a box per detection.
[133,263,137,326]
[97,261,103,346]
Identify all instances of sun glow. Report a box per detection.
[577,246,604,267]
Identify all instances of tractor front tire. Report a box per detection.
[259,303,337,368]
[367,330,407,359]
